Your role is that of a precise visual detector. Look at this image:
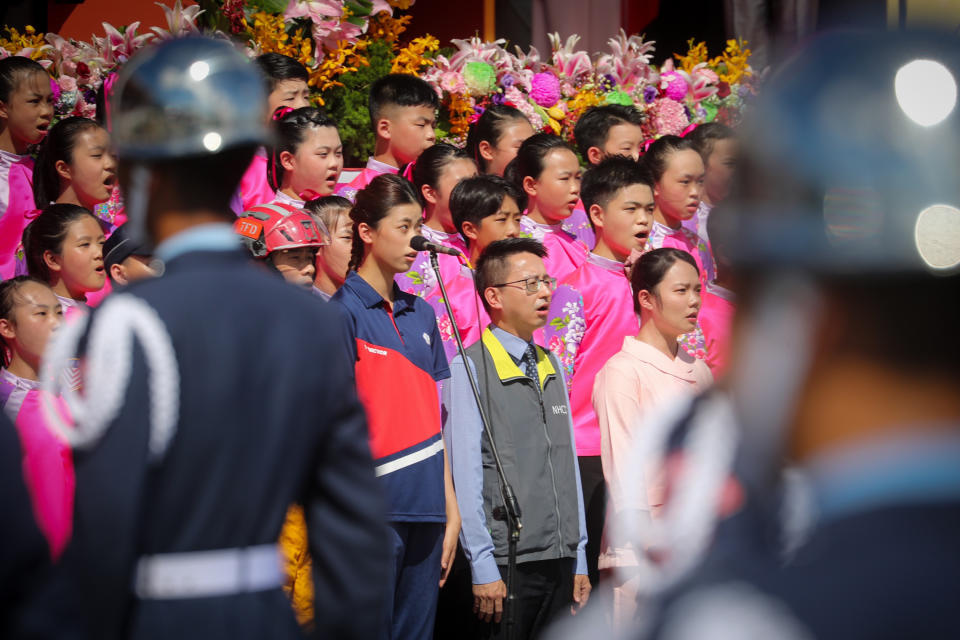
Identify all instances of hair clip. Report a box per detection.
[272,106,295,121]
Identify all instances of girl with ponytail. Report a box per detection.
[331,173,461,640]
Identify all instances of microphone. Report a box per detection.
[410,235,462,257]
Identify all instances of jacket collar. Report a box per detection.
[482,327,556,388]
[343,271,414,314]
[620,336,698,382]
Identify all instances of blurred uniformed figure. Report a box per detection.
[35,37,389,640]
[638,28,960,639]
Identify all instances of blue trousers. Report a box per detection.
[384,521,444,640]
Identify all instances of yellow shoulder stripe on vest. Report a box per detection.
[481,328,556,387]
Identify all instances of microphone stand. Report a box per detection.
[429,251,522,640]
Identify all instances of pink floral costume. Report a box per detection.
[543,252,640,457]
[272,189,305,209]
[395,226,484,360]
[232,148,275,215]
[645,221,715,359]
[563,200,595,249]
[519,216,588,284]
[0,368,74,559]
[699,281,735,378]
[55,293,89,323]
[0,151,37,280]
[335,157,399,203]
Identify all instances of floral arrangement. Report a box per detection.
[419,32,758,147]
[2,1,757,163]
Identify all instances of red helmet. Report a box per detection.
[234,202,328,258]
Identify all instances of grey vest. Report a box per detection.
[465,330,581,565]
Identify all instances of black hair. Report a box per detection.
[411,143,474,193]
[0,56,47,104]
[23,203,98,283]
[32,117,104,208]
[0,276,53,367]
[267,106,339,191]
[631,247,699,315]
[349,173,423,271]
[143,145,258,214]
[581,155,654,213]
[304,195,352,234]
[255,53,309,94]
[503,133,576,188]
[573,104,645,161]
[642,135,699,183]
[450,175,526,246]
[686,123,735,164]
[465,104,530,173]
[368,73,439,126]
[475,237,548,314]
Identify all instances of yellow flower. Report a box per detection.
[675,39,710,74]
[391,35,439,75]
[447,92,473,140]
[711,39,752,85]
[309,39,370,98]
[567,88,603,119]
[369,12,411,43]
[0,25,50,59]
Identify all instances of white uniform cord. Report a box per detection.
[40,293,180,462]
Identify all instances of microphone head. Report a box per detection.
[410,235,429,251]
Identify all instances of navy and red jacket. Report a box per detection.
[333,271,450,522]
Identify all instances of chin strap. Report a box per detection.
[40,293,180,462]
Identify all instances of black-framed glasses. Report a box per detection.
[492,276,558,294]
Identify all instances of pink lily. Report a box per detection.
[151,0,205,39]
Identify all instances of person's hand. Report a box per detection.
[472,579,507,623]
[571,574,592,615]
[438,512,461,587]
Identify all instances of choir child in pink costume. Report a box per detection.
[336,74,438,202]
[643,135,713,358]
[305,196,354,300]
[0,276,74,560]
[542,156,654,586]
[233,53,311,214]
[592,248,712,627]
[268,106,344,210]
[571,104,647,249]
[507,133,587,283]
[396,145,474,286]
[683,123,737,248]
[0,57,53,280]
[698,209,736,378]
[439,174,525,358]
[23,203,105,321]
[27,117,118,307]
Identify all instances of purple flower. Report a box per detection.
[475,105,487,116]
[501,74,515,89]
[491,93,506,105]
[738,84,751,98]
[684,105,693,120]
[643,85,658,103]
[604,73,617,88]
[84,89,97,104]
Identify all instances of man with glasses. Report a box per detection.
[443,237,591,639]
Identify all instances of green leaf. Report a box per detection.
[548,316,568,330]
[409,272,423,285]
[248,0,290,14]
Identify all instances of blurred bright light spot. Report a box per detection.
[914,204,960,270]
[189,61,210,82]
[202,132,222,152]
[895,59,956,127]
